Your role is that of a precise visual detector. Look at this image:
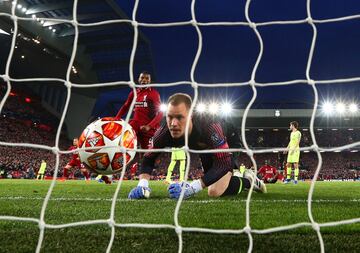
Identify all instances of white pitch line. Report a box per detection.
[0,196,360,203]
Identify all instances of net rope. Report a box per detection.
[0,0,359,252]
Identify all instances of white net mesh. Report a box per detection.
[1,0,360,252]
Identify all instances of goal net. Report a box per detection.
[1,0,360,252]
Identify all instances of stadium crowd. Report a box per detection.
[0,84,359,181]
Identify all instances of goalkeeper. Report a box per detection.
[128,93,266,199]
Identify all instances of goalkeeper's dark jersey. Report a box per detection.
[140,114,238,187]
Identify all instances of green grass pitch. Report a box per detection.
[0,179,359,252]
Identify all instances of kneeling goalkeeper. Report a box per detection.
[128,93,266,199]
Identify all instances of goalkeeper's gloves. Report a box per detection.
[128,186,151,199]
[128,178,151,199]
[168,180,202,199]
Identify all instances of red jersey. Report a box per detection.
[258,165,277,180]
[67,145,81,167]
[115,88,163,131]
[68,145,79,160]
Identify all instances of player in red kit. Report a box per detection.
[257,160,283,183]
[108,71,163,184]
[115,71,163,149]
[62,138,90,181]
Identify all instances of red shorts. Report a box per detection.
[129,120,156,149]
[67,158,81,168]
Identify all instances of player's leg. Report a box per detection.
[243,169,267,193]
[207,171,233,197]
[293,151,300,184]
[77,162,90,180]
[166,160,177,183]
[294,162,299,184]
[200,154,264,197]
[208,170,266,197]
[285,162,292,183]
[80,168,90,180]
[199,154,237,197]
[179,160,186,182]
[63,164,72,179]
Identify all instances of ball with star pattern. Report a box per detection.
[78,117,137,175]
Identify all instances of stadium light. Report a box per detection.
[274,110,280,117]
[49,26,52,30]
[208,103,219,114]
[335,102,346,113]
[160,103,167,112]
[22,7,27,12]
[349,103,358,113]
[52,29,56,33]
[322,102,333,114]
[31,14,36,19]
[196,103,206,113]
[17,4,22,9]
[220,102,232,115]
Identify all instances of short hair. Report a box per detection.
[140,71,150,76]
[167,93,192,110]
[290,121,299,129]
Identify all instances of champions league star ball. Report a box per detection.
[78,117,137,175]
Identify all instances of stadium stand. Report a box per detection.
[1,84,359,181]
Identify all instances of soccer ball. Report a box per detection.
[78,117,137,175]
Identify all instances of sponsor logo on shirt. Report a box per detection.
[211,133,225,147]
[135,101,148,107]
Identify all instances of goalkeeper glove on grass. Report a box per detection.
[128,186,151,199]
[168,180,202,199]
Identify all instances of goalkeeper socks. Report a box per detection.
[294,167,299,181]
[221,176,251,196]
[287,167,292,180]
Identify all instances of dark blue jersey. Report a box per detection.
[140,115,235,187]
